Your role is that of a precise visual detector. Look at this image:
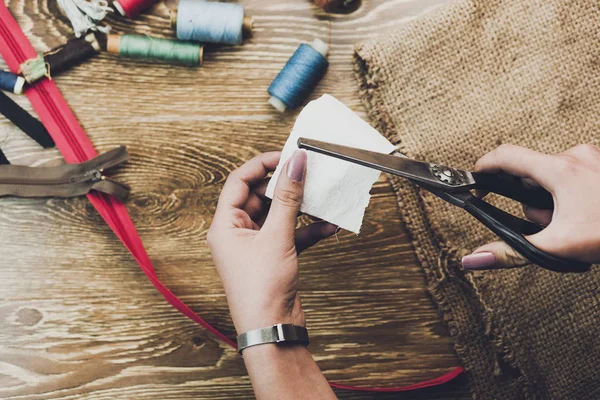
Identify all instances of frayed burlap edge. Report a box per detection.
[353,46,534,399]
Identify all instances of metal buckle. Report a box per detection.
[275,323,298,343]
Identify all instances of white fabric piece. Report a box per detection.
[266,94,397,234]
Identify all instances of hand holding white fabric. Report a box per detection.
[266,94,396,233]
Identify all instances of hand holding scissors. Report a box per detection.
[299,139,600,273]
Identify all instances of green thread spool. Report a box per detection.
[19,54,50,83]
[107,34,203,67]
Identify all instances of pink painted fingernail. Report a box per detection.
[287,150,307,182]
[462,252,496,270]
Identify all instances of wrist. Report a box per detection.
[231,294,305,335]
[242,339,338,400]
[237,323,309,355]
[242,339,311,360]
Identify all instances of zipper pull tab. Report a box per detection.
[69,169,103,184]
[91,177,130,202]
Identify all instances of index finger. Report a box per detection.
[216,152,281,214]
[474,144,553,189]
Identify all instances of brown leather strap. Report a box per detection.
[0,146,130,201]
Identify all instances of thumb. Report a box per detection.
[264,149,307,235]
[462,241,529,270]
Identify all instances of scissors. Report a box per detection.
[297,138,590,273]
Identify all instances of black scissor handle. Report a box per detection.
[471,171,554,210]
[463,195,590,273]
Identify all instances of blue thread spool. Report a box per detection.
[0,70,25,95]
[267,39,329,112]
[172,0,254,46]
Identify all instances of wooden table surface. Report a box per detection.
[0,0,471,398]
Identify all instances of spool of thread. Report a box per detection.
[171,0,254,45]
[267,39,329,112]
[44,33,101,75]
[113,0,158,18]
[0,70,25,95]
[107,34,203,67]
[19,55,50,84]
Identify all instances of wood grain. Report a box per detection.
[0,0,470,398]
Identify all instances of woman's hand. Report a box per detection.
[462,144,600,270]
[208,150,339,400]
[207,150,337,334]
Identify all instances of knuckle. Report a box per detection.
[275,187,303,207]
[505,248,526,267]
[488,144,516,164]
[570,144,600,159]
[227,168,242,182]
[496,143,516,154]
[476,144,517,171]
[552,155,580,178]
[493,143,519,160]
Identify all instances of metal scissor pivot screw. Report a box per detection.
[431,164,465,185]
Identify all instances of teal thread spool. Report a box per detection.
[268,39,329,112]
[107,34,203,67]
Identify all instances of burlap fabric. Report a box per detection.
[355,1,600,398]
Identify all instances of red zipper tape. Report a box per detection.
[0,4,464,392]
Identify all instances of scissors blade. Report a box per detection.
[297,138,476,191]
